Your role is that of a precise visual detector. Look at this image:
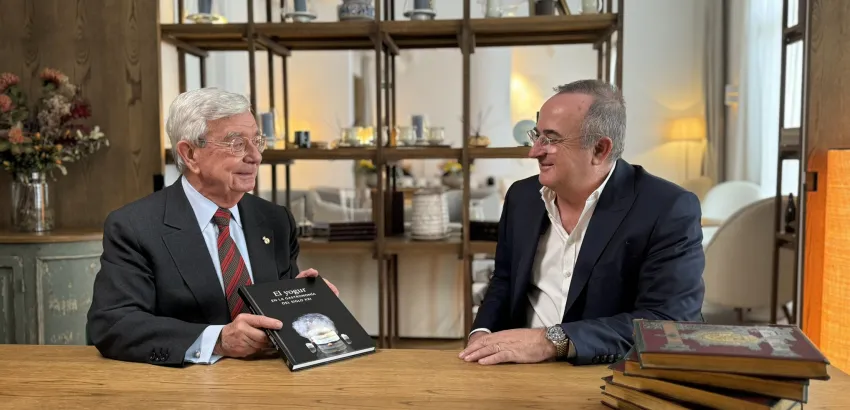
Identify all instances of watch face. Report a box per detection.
[546,326,566,342]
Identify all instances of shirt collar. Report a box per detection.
[539,160,617,207]
[181,176,242,231]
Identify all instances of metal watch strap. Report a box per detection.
[555,339,569,358]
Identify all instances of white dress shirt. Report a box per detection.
[526,161,615,328]
[471,162,616,352]
[181,177,256,364]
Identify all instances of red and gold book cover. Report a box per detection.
[633,319,829,364]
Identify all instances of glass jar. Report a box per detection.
[11,172,54,232]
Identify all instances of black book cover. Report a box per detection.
[237,276,376,371]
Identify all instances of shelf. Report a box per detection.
[161,23,252,52]
[160,14,618,53]
[299,238,374,253]
[383,20,462,49]
[385,235,462,254]
[384,147,461,161]
[780,128,801,159]
[163,148,376,164]
[783,24,804,44]
[470,14,617,48]
[776,232,797,249]
[470,146,530,159]
[469,241,497,255]
[164,146,533,164]
[258,21,375,51]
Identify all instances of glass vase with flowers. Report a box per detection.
[0,68,109,232]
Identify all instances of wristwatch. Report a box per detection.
[545,325,569,359]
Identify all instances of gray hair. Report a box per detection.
[553,80,626,162]
[165,87,252,171]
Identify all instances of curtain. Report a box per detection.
[702,0,726,184]
[726,0,783,196]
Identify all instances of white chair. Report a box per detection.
[680,176,714,202]
[702,197,795,324]
[701,180,763,222]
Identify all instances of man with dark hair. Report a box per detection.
[459,79,705,366]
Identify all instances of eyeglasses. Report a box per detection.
[198,134,267,156]
[526,128,564,147]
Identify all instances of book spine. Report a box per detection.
[632,318,647,366]
[237,286,296,370]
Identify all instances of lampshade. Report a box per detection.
[668,117,707,142]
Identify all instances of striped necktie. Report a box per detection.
[212,208,252,320]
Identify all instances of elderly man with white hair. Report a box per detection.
[87,87,337,366]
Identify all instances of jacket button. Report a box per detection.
[591,356,599,364]
[607,354,614,362]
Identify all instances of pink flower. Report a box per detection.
[40,68,68,86]
[0,94,11,112]
[8,127,23,144]
[0,72,19,93]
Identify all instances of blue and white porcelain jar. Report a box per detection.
[338,0,375,20]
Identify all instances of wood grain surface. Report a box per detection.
[0,0,161,230]
[802,0,850,346]
[0,228,101,243]
[0,346,847,409]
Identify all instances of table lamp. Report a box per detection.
[668,117,706,181]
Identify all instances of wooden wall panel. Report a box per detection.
[802,0,850,346]
[0,0,162,230]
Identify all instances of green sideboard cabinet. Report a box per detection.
[0,230,103,345]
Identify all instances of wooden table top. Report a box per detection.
[1,346,847,409]
[0,228,102,244]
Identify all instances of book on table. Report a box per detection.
[237,276,375,371]
[599,319,831,410]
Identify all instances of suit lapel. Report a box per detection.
[562,160,637,317]
[238,198,279,285]
[161,179,229,324]
[511,193,549,317]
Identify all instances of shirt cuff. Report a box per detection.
[469,328,491,338]
[567,340,576,359]
[184,325,224,364]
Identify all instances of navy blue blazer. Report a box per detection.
[471,159,705,366]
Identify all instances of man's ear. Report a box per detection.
[175,140,200,173]
[591,137,613,165]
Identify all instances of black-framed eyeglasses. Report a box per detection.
[198,134,267,156]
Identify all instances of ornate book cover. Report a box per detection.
[633,319,829,379]
[238,276,375,371]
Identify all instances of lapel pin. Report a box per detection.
[263,236,270,244]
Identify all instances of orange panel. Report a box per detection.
[820,149,850,371]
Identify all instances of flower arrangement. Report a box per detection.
[356,159,377,173]
[0,68,109,179]
[440,160,470,176]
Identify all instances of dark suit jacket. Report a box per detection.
[471,159,705,366]
[86,178,301,366]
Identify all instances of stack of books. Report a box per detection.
[601,319,831,409]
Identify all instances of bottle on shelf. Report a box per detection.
[784,193,796,234]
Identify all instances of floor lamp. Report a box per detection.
[668,117,707,181]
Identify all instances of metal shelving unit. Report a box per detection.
[161,0,623,348]
[771,0,807,325]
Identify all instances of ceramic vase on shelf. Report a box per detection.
[338,0,375,21]
[11,172,54,232]
[404,0,437,20]
[410,188,449,240]
[284,0,317,22]
[185,0,227,23]
[441,173,463,189]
